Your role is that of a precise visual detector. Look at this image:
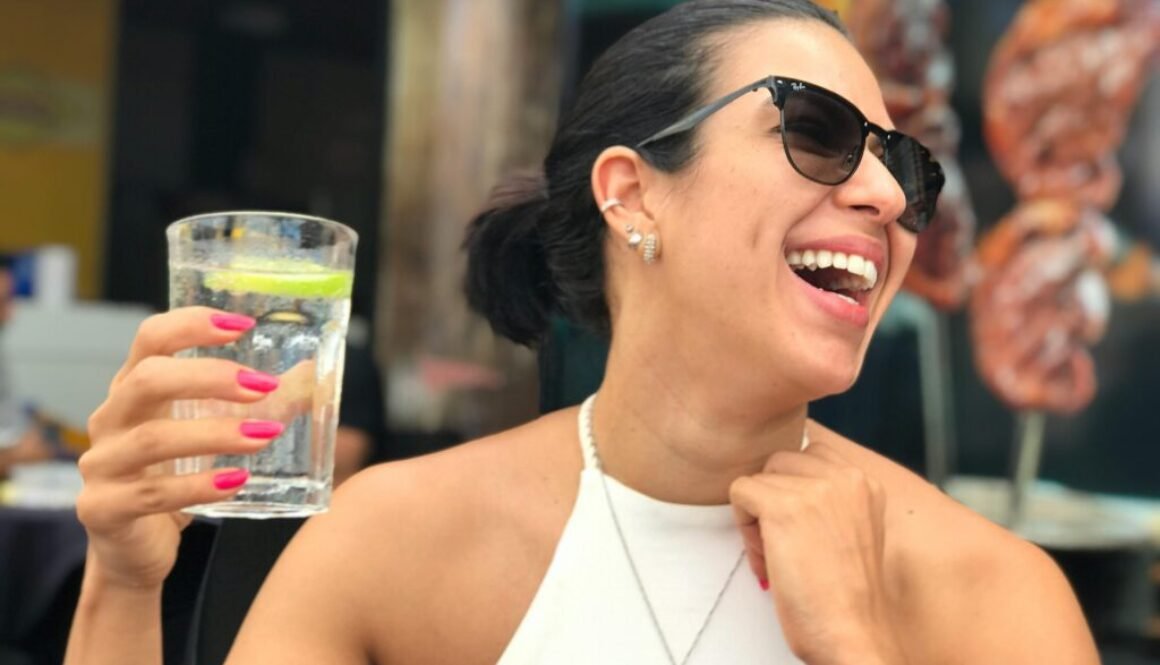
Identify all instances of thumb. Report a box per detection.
[731,478,769,590]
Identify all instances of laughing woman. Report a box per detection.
[66,1,1098,663]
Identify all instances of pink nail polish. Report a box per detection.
[239,420,284,439]
[759,578,770,592]
[237,370,279,393]
[211,313,256,332]
[213,469,249,490]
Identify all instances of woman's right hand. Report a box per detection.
[76,307,283,590]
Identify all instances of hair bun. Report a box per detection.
[463,169,556,347]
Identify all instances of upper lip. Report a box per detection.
[783,235,887,270]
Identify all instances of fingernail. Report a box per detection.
[237,370,279,393]
[213,469,249,490]
[239,420,284,439]
[211,313,256,332]
[759,578,770,592]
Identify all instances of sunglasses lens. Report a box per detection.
[781,89,864,185]
[885,136,945,232]
[779,82,946,232]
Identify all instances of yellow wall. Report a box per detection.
[0,0,118,298]
[815,0,851,20]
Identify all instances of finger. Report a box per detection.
[730,475,817,586]
[739,519,767,589]
[115,307,257,385]
[803,440,880,485]
[802,439,854,466]
[762,449,839,478]
[76,468,250,532]
[79,418,284,479]
[266,360,318,423]
[797,444,880,503]
[730,476,766,585]
[98,357,279,430]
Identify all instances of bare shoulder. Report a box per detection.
[330,407,583,570]
[808,422,1099,664]
[243,406,583,664]
[336,405,581,538]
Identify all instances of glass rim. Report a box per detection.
[166,210,358,243]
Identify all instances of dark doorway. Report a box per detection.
[104,0,387,324]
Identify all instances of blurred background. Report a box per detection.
[0,0,1157,663]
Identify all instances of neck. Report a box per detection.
[590,339,809,506]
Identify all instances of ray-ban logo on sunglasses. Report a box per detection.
[790,82,806,91]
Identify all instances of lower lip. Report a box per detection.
[790,268,871,327]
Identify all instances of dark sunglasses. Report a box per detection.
[637,75,945,233]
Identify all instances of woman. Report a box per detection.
[67,1,1098,663]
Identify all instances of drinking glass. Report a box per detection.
[167,212,357,518]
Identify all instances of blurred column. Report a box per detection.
[377,0,569,435]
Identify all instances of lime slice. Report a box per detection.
[204,264,353,298]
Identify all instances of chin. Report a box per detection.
[793,339,867,401]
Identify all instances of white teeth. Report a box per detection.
[785,248,881,291]
[834,293,858,306]
[847,255,865,275]
[802,250,816,270]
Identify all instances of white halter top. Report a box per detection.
[496,395,806,664]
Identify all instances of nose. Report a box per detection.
[830,150,908,228]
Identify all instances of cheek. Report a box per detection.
[893,229,918,273]
[705,179,818,258]
[884,228,918,294]
[664,139,823,281]
[668,167,765,257]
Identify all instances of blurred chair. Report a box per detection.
[181,519,302,665]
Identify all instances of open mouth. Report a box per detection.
[786,249,879,307]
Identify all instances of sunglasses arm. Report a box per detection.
[637,76,779,148]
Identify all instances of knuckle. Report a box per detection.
[76,450,99,479]
[776,502,797,520]
[135,477,169,514]
[779,492,804,513]
[130,421,163,458]
[727,483,743,505]
[136,314,165,345]
[729,475,756,500]
[128,356,166,393]
[87,402,113,438]
[74,493,94,526]
[74,491,104,529]
[802,486,826,508]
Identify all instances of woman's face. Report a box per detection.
[641,20,915,400]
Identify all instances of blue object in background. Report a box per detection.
[6,252,36,299]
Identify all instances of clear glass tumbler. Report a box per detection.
[167,212,357,518]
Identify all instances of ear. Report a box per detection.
[591,146,658,244]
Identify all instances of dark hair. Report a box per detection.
[464,0,846,347]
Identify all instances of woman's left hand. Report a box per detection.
[730,437,909,665]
